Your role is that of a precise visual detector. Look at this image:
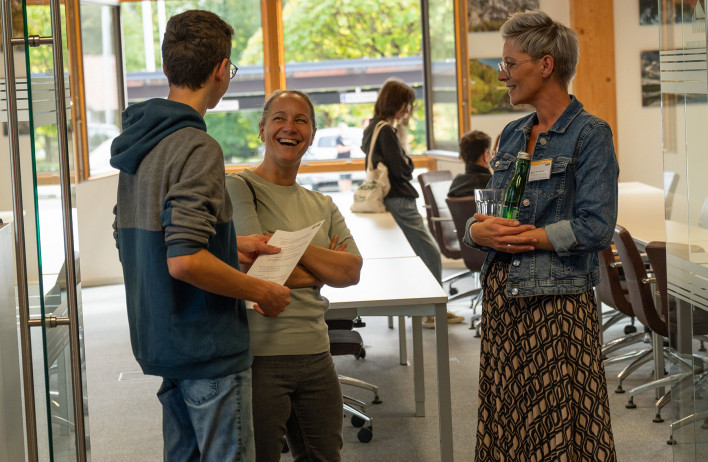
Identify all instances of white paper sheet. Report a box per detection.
[245,220,324,308]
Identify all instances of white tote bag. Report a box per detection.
[351,121,391,213]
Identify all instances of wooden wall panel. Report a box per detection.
[261,0,285,96]
[570,0,619,155]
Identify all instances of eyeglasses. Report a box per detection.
[497,58,537,79]
[227,60,238,80]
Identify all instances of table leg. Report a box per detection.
[412,315,424,416]
[398,316,408,365]
[434,302,454,461]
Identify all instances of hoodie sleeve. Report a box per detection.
[160,136,229,258]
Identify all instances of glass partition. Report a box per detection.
[659,1,708,460]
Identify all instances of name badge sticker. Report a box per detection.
[528,159,552,182]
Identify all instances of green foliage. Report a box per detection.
[468,59,509,114]
[242,0,422,64]
[120,3,147,72]
[117,0,429,163]
[120,0,263,72]
[205,110,263,164]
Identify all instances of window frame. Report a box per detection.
[68,0,458,181]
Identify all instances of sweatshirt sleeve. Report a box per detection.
[161,137,228,258]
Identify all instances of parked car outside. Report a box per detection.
[298,125,366,191]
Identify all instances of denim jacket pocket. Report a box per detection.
[533,156,573,201]
[490,153,516,189]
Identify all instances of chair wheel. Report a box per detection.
[624,325,637,335]
[449,287,458,296]
[358,426,373,443]
[282,438,289,453]
[351,415,366,428]
[356,348,366,360]
[626,397,636,409]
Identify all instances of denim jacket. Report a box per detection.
[463,96,619,297]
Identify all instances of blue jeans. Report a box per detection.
[157,369,254,462]
[252,352,343,462]
[384,196,442,283]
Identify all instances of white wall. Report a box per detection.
[467,1,571,150]
[613,1,663,187]
[466,1,664,189]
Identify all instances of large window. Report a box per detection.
[81,0,123,178]
[114,0,426,173]
[66,0,456,182]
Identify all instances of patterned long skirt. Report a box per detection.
[475,258,617,462]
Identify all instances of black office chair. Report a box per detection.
[418,170,453,236]
[326,317,379,443]
[613,227,708,423]
[596,246,647,361]
[423,180,477,298]
[445,195,487,335]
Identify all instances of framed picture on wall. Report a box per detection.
[640,50,660,106]
[639,0,704,25]
[469,58,533,114]
[468,0,539,32]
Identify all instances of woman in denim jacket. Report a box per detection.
[464,11,618,461]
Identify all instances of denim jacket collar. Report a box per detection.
[515,95,584,138]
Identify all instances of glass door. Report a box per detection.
[1,0,89,460]
[659,0,708,460]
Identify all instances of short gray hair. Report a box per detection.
[501,10,579,88]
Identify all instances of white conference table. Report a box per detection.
[322,256,453,462]
[329,191,422,364]
[618,181,708,251]
[617,181,666,244]
[328,191,416,259]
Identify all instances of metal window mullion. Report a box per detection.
[0,0,39,460]
[48,0,87,460]
[420,0,434,150]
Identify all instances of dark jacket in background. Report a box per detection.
[448,164,492,197]
[361,117,418,199]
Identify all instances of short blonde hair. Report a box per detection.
[501,10,579,88]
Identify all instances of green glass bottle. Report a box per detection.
[500,151,532,219]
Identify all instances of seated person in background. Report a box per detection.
[226,90,363,462]
[448,130,493,197]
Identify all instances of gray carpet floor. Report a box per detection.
[81,274,677,461]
